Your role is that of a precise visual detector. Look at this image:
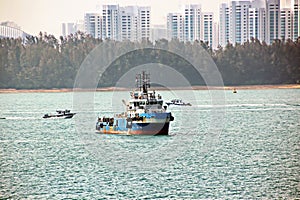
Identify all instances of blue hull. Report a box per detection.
[96,113,173,135]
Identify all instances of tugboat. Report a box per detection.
[96,71,174,135]
[166,99,192,106]
[43,109,76,119]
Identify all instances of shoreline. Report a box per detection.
[0,84,299,93]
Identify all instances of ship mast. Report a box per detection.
[136,71,150,94]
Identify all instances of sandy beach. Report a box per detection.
[0,84,299,93]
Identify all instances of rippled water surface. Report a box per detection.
[0,89,299,199]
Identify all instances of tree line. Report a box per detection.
[0,31,299,89]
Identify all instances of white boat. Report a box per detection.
[43,109,76,119]
[166,99,192,106]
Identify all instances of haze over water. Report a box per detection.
[0,89,299,198]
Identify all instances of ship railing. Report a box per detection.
[128,107,136,111]
[115,113,126,118]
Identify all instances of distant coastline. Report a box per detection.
[0,84,299,93]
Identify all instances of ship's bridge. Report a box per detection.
[128,92,164,114]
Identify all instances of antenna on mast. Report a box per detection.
[136,71,150,93]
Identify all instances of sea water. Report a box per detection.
[0,89,299,199]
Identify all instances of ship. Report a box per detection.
[96,71,174,135]
[43,109,76,119]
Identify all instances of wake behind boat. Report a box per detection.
[96,71,174,135]
[43,109,76,119]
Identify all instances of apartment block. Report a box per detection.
[229,1,252,44]
[0,21,29,39]
[219,3,230,46]
[184,4,202,42]
[294,0,300,40]
[84,13,102,38]
[266,0,281,44]
[120,6,138,41]
[138,6,151,41]
[102,5,120,41]
[166,4,215,47]
[202,12,214,48]
[84,5,150,41]
[280,8,293,40]
[249,0,266,42]
[167,13,184,41]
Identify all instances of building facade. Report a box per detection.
[166,4,215,47]
[213,22,219,49]
[62,23,76,37]
[218,0,300,46]
[202,12,214,48]
[266,0,281,44]
[120,6,138,41]
[84,13,102,38]
[184,4,202,42]
[102,5,120,40]
[280,8,293,40]
[150,24,167,42]
[229,1,252,44]
[84,5,150,41]
[167,13,184,41]
[138,6,151,41]
[249,0,266,42]
[219,3,230,47]
[62,20,84,37]
[0,21,29,39]
[294,0,300,41]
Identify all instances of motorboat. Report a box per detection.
[166,99,192,106]
[43,109,76,119]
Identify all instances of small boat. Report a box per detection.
[43,109,76,119]
[0,117,5,120]
[233,88,237,93]
[96,71,174,135]
[166,99,192,106]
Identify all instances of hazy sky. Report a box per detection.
[0,0,227,37]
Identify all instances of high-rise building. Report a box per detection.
[213,22,219,49]
[150,24,167,42]
[166,4,215,46]
[249,0,266,42]
[138,6,151,41]
[62,23,76,37]
[1,21,20,30]
[280,8,293,40]
[0,21,30,39]
[281,0,292,8]
[217,0,300,46]
[167,13,184,41]
[76,20,85,33]
[294,0,300,41]
[229,1,252,44]
[219,3,230,46]
[84,5,151,41]
[202,12,214,48]
[102,5,120,40]
[266,0,281,44]
[84,13,102,38]
[184,4,202,42]
[120,6,138,41]
[62,20,85,37]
